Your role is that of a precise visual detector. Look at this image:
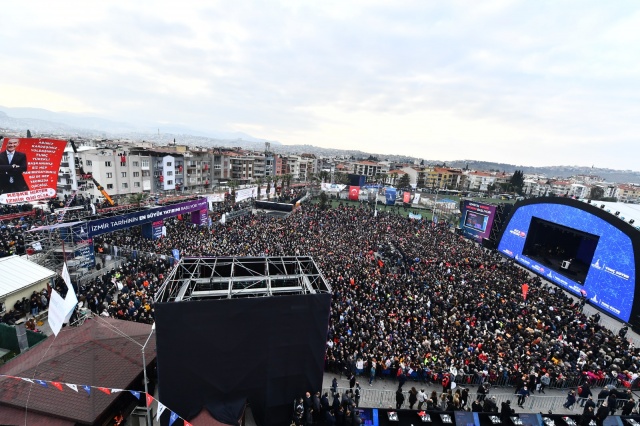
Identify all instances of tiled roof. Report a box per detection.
[0,318,156,424]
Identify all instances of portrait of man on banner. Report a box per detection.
[0,138,29,194]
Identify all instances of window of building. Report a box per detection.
[132,161,139,167]
[122,183,128,189]
[167,171,173,176]
[142,170,150,177]
[105,161,112,167]
[167,180,173,185]
[134,182,141,187]
[167,162,172,166]
[107,184,113,189]
[106,172,113,178]
[133,171,140,177]
[142,160,149,168]
[121,172,127,178]
[86,160,92,166]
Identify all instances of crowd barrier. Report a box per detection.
[322,386,598,413]
[346,369,633,392]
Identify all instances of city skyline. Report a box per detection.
[1,1,639,170]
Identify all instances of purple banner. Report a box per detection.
[191,208,208,226]
[88,198,208,237]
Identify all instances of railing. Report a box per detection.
[347,369,630,392]
[323,387,577,414]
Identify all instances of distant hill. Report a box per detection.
[0,107,269,143]
[1,108,639,184]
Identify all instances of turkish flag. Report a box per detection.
[403,192,411,203]
[522,283,529,300]
[349,186,360,201]
[146,393,154,407]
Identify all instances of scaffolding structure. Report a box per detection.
[155,256,332,302]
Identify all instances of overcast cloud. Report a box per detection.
[1,1,639,169]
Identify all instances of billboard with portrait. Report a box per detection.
[0,137,68,204]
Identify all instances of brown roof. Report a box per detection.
[0,318,156,425]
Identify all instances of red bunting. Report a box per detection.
[50,381,63,391]
[97,387,111,395]
[146,393,155,407]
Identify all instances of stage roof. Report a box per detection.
[580,199,640,229]
[0,256,56,299]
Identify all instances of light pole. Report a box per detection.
[142,322,156,426]
[432,188,440,224]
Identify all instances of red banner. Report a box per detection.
[403,192,411,203]
[349,186,360,201]
[522,283,529,300]
[0,137,67,204]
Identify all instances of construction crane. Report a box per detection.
[69,140,115,206]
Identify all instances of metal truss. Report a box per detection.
[155,256,332,302]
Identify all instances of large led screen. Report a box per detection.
[459,200,497,243]
[498,203,635,322]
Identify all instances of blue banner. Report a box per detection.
[172,249,180,261]
[385,188,397,205]
[87,198,208,237]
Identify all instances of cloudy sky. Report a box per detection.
[1,1,639,170]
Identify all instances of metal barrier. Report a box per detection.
[323,386,576,413]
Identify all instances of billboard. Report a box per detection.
[236,187,257,202]
[459,200,497,243]
[497,200,637,323]
[0,137,68,204]
[385,188,397,205]
[87,198,208,237]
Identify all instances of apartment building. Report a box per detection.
[352,160,386,180]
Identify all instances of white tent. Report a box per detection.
[0,256,56,314]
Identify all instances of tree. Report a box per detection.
[390,172,398,186]
[228,180,238,203]
[265,176,272,200]
[319,191,329,210]
[255,177,263,200]
[509,170,525,194]
[397,174,411,189]
[589,186,605,200]
[128,192,148,207]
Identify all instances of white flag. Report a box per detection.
[90,203,96,215]
[21,378,34,383]
[156,402,166,420]
[61,263,78,324]
[220,213,226,224]
[65,383,79,392]
[47,290,67,336]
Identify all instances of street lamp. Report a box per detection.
[432,188,440,224]
[142,322,156,426]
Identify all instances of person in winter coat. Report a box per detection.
[563,390,577,409]
[396,389,405,410]
[408,387,418,409]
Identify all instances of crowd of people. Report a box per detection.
[87,201,640,391]
[3,195,640,417]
